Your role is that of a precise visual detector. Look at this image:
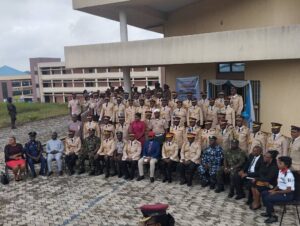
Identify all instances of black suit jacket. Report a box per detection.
[243,154,263,178]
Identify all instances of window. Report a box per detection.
[13,91,22,96]
[23,90,32,95]
[85,80,95,87]
[218,63,245,73]
[22,81,31,86]
[12,81,21,87]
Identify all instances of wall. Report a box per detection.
[165,0,300,37]
[245,60,300,136]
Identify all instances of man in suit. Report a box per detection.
[234,145,264,202]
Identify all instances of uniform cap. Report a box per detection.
[145,110,152,114]
[187,133,196,138]
[88,128,96,132]
[220,119,228,125]
[176,100,183,103]
[103,116,111,120]
[104,130,111,135]
[154,109,160,113]
[209,135,217,140]
[231,138,239,144]
[271,122,282,128]
[165,133,174,138]
[236,115,244,121]
[129,132,136,137]
[140,203,169,217]
[291,125,300,131]
[204,120,213,125]
[28,131,37,136]
[218,91,225,95]
[252,121,262,128]
[173,116,181,121]
[189,117,197,121]
[68,130,75,134]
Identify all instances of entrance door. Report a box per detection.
[1,82,8,100]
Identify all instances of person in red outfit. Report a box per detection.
[129,113,146,146]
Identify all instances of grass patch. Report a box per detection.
[0,102,68,128]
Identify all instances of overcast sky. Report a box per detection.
[0,0,162,71]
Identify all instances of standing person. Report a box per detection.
[198,136,224,189]
[220,97,235,127]
[83,114,100,138]
[160,99,172,128]
[115,114,130,141]
[129,113,146,146]
[68,93,82,120]
[122,133,141,180]
[6,97,17,129]
[266,122,289,157]
[230,87,243,115]
[46,132,64,176]
[205,98,218,128]
[65,130,81,175]
[183,92,193,110]
[161,133,179,183]
[201,120,217,150]
[217,119,234,151]
[172,100,187,127]
[149,109,168,146]
[136,98,149,121]
[113,97,125,124]
[169,116,185,149]
[78,128,100,175]
[168,91,179,110]
[24,131,47,177]
[198,92,209,119]
[125,99,136,124]
[68,114,83,138]
[261,156,295,224]
[100,96,115,121]
[248,122,267,154]
[289,125,300,197]
[4,136,26,181]
[234,116,250,153]
[113,131,126,178]
[137,131,161,183]
[184,117,201,144]
[99,116,115,142]
[163,84,171,101]
[179,133,201,187]
[215,91,225,110]
[187,98,203,127]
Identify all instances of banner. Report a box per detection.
[176,76,201,101]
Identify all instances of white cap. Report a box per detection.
[154,109,160,113]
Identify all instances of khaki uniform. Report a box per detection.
[266,133,289,157]
[184,126,202,144]
[217,126,234,151]
[220,106,235,127]
[83,121,100,138]
[230,94,243,115]
[100,102,115,120]
[170,125,185,148]
[205,106,218,128]
[215,98,225,109]
[122,140,141,161]
[100,124,115,141]
[155,98,163,108]
[123,99,130,108]
[136,106,149,121]
[162,141,179,161]
[160,106,172,124]
[198,99,209,119]
[183,100,193,110]
[65,137,82,155]
[89,98,102,116]
[187,105,204,126]
[144,98,152,108]
[113,104,126,123]
[133,99,140,107]
[180,141,201,164]
[201,128,218,150]
[149,118,168,135]
[168,98,179,110]
[234,126,250,153]
[248,131,267,154]
[125,106,136,124]
[289,137,300,171]
[97,138,116,156]
[115,123,130,141]
[172,108,187,127]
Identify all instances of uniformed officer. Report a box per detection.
[266,122,289,157]
[161,132,179,183]
[113,97,125,123]
[169,116,185,149]
[83,114,100,138]
[220,97,235,127]
[115,114,129,141]
[179,133,201,187]
[149,99,157,118]
[168,91,179,110]
[100,96,115,121]
[217,119,234,151]
[198,92,209,118]
[215,91,225,109]
[122,133,141,180]
[136,98,149,121]
[113,131,126,178]
[215,139,247,197]
[160,99,172,128]
[290,125,300,172]
[100,116,115,142]
[172,100,187,127]
[234,115,250,153]
[187,98,203,127]
[95,130,116,178]
[183,92,193,110]
[201,120,217,150]
[155,91,163,108]
[78,128,101,175]
[198,136,224,189]
[230,87,243,115]
[6,97,17,129]
[144,110,153,140]
[248,121,267,155]
[122,92,130,108]
[125,99,136,124]
[65,130,81,175]
[149,109,168,145]
[184,117,201,144]
[205,98,218,128]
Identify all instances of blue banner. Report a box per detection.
[176,76,201,101]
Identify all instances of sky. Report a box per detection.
[0,0,162,71]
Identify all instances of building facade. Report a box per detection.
[65,0,300,136]
[38,62,162,103]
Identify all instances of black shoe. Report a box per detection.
[32,173,37,178]
[130,176,134,180]
[124,175,130,180]
[105,173,110,178]
[168,179,172,183]
[246,199,252,205]
[228,192,234,198]
[215,186,224,193]
[264,216,278,224]
[48,171,53,177]
[180,180,187,185]
[209,184,215,190]
[235,194,246,200]
[39,171,44,176]
[260,213,270,218]
[150,177,154,183]
[162,178,168,183]
[111,172,117,177]
[59,171,63,176]
[201,180,209,187]
[187,181,192,187]
[78,170,85,175]
[137,176,145,181]
[118,174,123,178]
[89,171,95,176]
[98,170,103,175]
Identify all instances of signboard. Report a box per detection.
[176,76,201,100]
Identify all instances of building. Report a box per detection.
[0,65,33,102]
[65,0,300,136]
[38,61,162,103]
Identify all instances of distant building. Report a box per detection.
[37,61,162,103]
[0,65,33,102]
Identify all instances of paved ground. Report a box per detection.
[0,117,299,226]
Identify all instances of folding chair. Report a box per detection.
[276,200,300,226]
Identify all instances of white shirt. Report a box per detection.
[277,169,295,191]
[249,155,260,173]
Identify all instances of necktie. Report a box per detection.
[239,127,241,133]
[248,157,256,172]
[273,134,276,140]
[292,139,295,144]
[106,103,108,107]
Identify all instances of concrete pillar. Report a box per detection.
[119,10,131,95]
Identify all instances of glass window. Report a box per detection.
[22,81,31,86]
[218,64,231,73]
[12,81,21,87]
[13,91,22,96]
[232,63,245,72]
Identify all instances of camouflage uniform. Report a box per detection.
[78,135,101,173]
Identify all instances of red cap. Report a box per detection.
[148,131,155,137]
[140,203,169,215]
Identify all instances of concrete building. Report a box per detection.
[0,66,33,102]
[65,0,300,136]
[38,61,162,103]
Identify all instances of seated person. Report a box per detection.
[95,130,116,178]
[235,146,264,203]
[137,131,161,183]
[114,131,126,178]
[179,133,201,187]
[215,139,247,197]
[24,131,47,177]
[122,133,141,180]
[250,150,279,210]
[261,156,295,224]
[65,130,81,175]
[4,136,26,181]
[198,136,224,189]
[161,132,179,183]
[46,132,64,176]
